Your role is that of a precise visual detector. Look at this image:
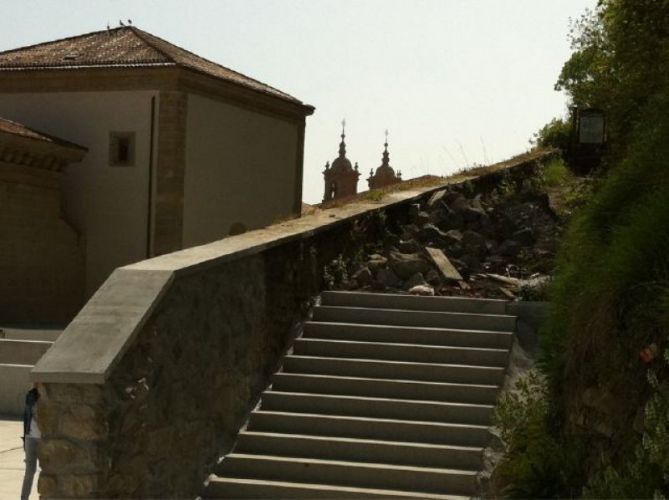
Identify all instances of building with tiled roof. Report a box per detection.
[0,116,86,322]
[0,26,315,305]
[0,26,308,106]
[0,116,86,151]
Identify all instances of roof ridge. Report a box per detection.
[125,26,178,64]
[129,26,297,101]
[0,26,126,58]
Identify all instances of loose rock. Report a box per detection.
[449,195,470,212]
[427,189,448,208]
[425,247,464,282]
[388,251,431,279]
[462,230,487,256]
[416,212,431,226]
[353,267,373,287]
[375,268,401,288]
[367,254,388,272]
[418,224,448,244]
[399,239,420,253]
[404,272,428,290]
[443,229,463,245]
[409,284,435,296]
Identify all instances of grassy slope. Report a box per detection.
[504,94,669,498]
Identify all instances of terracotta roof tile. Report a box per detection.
[0,27,305,105]
[0,117,86,150]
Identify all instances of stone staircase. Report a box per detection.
[0,327,60,415]
[204,291,515,499]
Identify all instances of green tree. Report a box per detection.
[556,0,669,155]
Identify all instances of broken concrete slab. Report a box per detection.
[424,247,463,282]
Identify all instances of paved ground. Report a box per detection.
[0,418,38,499]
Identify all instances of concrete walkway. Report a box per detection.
[0,418,38,499]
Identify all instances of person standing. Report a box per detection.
[20,384,40,500]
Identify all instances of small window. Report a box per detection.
[109,132,136,167]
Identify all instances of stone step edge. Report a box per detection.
[221,453,480,476]
[237,430,484,453]
[250,410,490,431]
[313,305,517,320]
[304,321,515,337]
[321,289,508,305]
[273,372,499,390]
[264,390,495,410]
[206,476,468,500]
[295,337,510,354]
[284,354,506,372]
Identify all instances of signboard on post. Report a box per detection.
[578,109,606,144]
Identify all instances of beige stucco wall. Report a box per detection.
[0,91,158,297]
[183,94,299,247]
[0,162,84,323]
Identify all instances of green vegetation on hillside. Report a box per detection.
[495,0,669,497]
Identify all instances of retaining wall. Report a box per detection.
[31,150,555,498]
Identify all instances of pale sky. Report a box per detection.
[0,0,595,203]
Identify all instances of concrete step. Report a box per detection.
[248,411,491,447]
[321,291,508,315]
[0,339,52,365]
[312,305,516,332]
[261,391,493,426]
[0,364,31,416]
[283,355,506,385]
[235,431,483,470]
[304,321,514,349]
[293,338,509,367]
[0,326,62,342]
[205,476,467,499]
[272,373,499,405]
[216,454,477,495]
[203,291,517,498]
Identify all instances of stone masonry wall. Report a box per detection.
[35,216,377,498]
[33,151,554,498]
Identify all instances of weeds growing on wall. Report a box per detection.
[493,370,586,498]
[581,340,669,499]
[540,158,573,188]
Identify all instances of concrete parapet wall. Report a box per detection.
[31,150,555,498]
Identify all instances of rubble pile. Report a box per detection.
[326,180,562,300]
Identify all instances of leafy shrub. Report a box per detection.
[536,92,669,498]
[534,117,571,152]
[322,254,348,289]
[518,276,551,302]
